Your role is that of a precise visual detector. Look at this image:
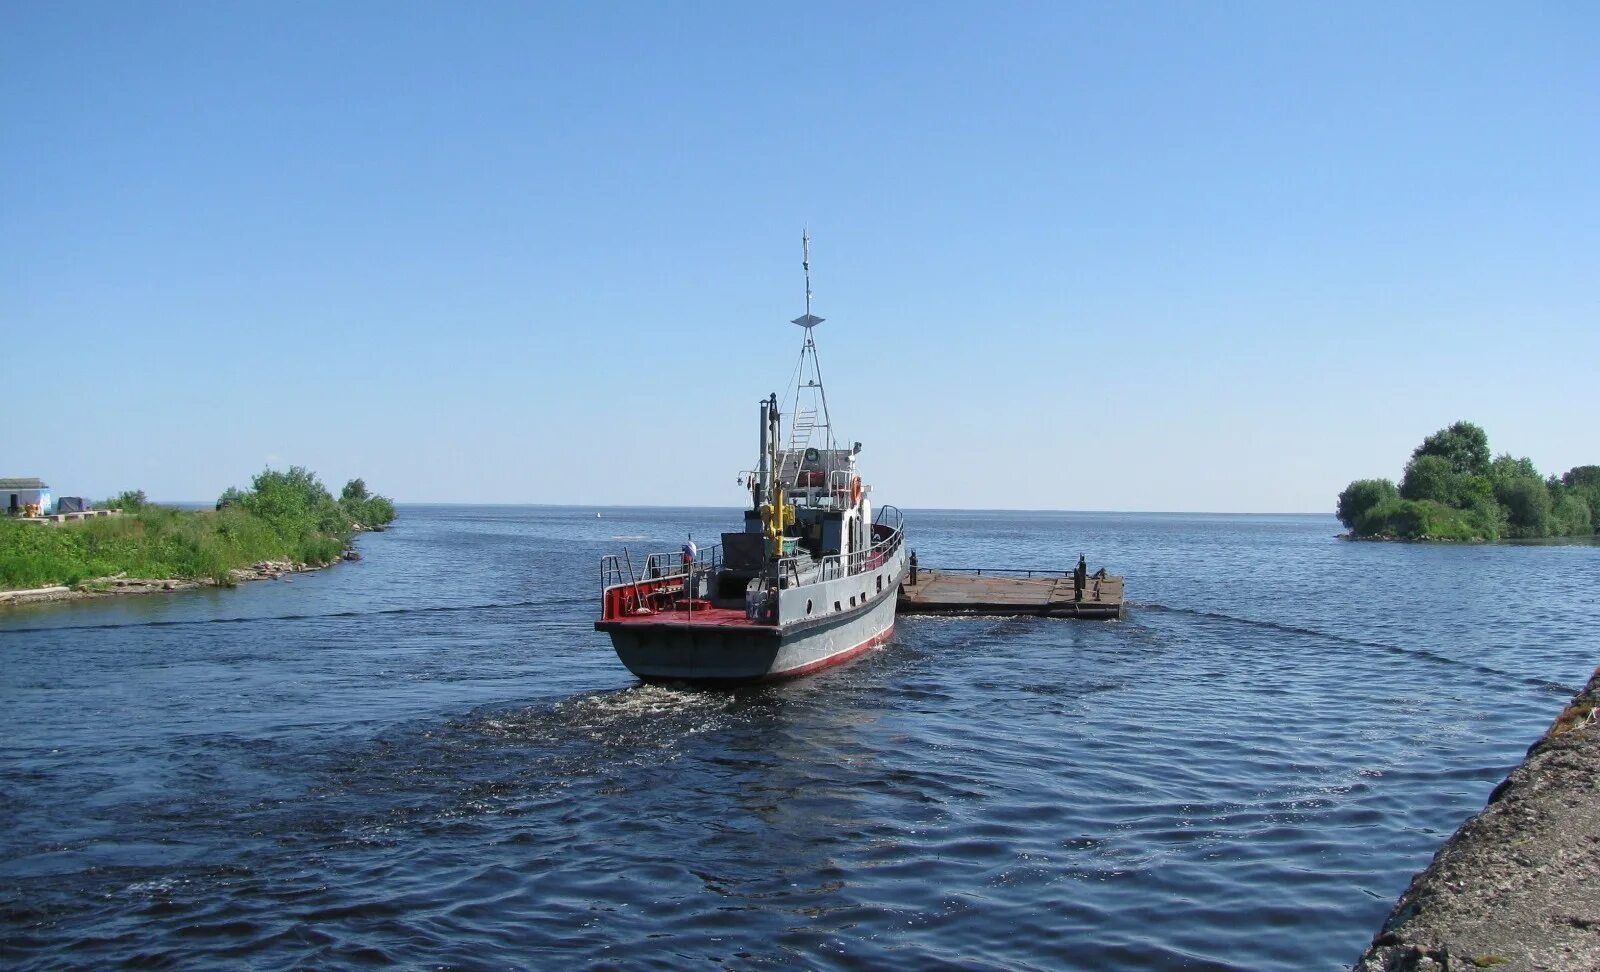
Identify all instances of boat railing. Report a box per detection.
[797,512,905,585]
[771,557,805,589]
[599,543,722,597]
[600,555,629,593]
[816,554,844,583]
[641,543,722,581]
[826,467,855,502]
[927,566,1066,578]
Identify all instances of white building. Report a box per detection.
[2,478,52,515]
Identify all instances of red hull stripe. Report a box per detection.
[763,625,897,681]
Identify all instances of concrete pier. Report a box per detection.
[1356,666,1600,971]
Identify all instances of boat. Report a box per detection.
[594,236,908,682]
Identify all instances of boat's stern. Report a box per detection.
[596,613,783,682]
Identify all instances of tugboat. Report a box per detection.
[595,236,907,682]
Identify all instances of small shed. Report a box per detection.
[2,478,53,516]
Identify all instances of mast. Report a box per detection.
[787,231,835,457]
[757,395,772,501]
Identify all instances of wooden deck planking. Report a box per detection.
[898,570,1125,619]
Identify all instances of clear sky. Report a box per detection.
[3,3,1596,512]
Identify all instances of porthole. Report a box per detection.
[834,601,842,612]
[806,599,813,615]
[876,576,883,592]
[850,595,857,607]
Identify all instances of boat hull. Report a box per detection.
[599,574,901,683]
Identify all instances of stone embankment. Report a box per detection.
[1356,667,1600,971]
[0,557,355,607]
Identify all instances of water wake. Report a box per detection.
[1131,601,1573,693]
[0,597,590,637]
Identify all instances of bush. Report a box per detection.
[1356,498,1484,541]
[1337,479,1398,530]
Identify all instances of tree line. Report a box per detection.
[1337,422,1598,541]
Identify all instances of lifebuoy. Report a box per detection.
[850,476,862,506]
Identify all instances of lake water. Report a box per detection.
[2,506,1596,970]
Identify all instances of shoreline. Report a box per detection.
[0,553,359,609]
[1339,533,1491,544]
[1339,533,1600,546]
[1356,667,1600,971]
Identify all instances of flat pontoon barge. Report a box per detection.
[898,567,1125,619]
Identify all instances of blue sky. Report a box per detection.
[3,3,1595,512]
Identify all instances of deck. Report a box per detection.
[898,569,1125,619]
[597,604,761,628]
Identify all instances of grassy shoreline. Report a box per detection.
[0,468,395,592]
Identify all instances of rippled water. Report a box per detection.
[2,507,1596,969]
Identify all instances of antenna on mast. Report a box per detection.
[803,230,813,317]
[792,229,824,331]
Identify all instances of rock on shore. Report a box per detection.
[1355,667,1600,971]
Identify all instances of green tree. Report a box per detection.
[1489,453,1540,486]
[238,467,342,534]
[1463,494,1504,541]
[1412,421,1491,478]
[1496,476,1552,538]
[1550,493,1594,537]
[1337,420,1594,542]
[103,489,148,511]
[1561,466,1600,489]
[1399,455,1462,505]
[1337,479,1398,530]
[1558,467,1600,534]
[359,495,397,526]
[336,476,397,529]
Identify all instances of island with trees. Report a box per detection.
[1337,422,1599,542]
[0,467,396,598]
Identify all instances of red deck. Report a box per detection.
[601,572,778,629]
[600,605,765,628]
